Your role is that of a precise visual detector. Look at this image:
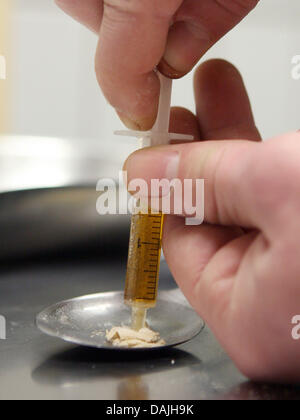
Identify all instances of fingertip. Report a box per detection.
[95,41,160,133]
[157,58,186,80]
[118,112,157,132]
[194,59,261,141]
[123,147,139,171]
[169,107,201,139]
[123,145,180,190]
[194,59,243,90]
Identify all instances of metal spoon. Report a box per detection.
[36,289,204,351]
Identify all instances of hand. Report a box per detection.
[124,59,300,383]
[55,0,259,130]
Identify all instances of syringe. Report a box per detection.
[116,72,193,330]
[125,209,165,330]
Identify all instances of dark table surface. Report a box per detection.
[0,248,299,400]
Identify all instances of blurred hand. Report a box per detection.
[55,0,259,130]
[124,59,300,383]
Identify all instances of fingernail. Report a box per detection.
[118,112,157,132]
[124,148,180,197]
[157,58,186,80]
[165,151,180,180]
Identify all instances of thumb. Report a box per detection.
[96,0,183,131]
[124,140,270,231]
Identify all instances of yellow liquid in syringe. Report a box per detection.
[124,210,164,329]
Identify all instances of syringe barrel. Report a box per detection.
[124,210,164,309]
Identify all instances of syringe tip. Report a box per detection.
[131,306,147,331]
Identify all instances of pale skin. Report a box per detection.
[56,0,300,382]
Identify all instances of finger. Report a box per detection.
[95,0,183,131]
[162,215,254,319]
[124,139,263,229]
[158,0,260,78]
[163,213,263,378]
[169,106,201,141]
[163,62,259,314]
[194,59,261,141]
[55,0,103,33]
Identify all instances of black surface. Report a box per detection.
[0,252,299,400]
